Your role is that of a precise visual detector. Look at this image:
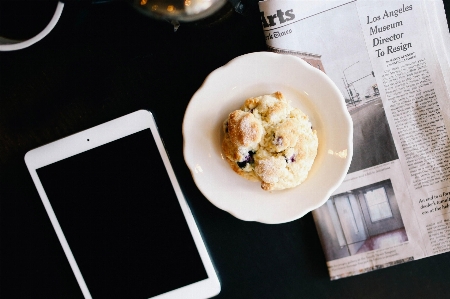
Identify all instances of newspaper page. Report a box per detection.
[258,0,450,279]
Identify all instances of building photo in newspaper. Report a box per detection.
[313,179,407,262]
[259,0,450,279]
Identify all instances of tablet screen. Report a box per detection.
[36,128,208,299]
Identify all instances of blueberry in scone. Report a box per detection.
[222,91,318,191]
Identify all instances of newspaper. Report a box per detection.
[258,0,450,279]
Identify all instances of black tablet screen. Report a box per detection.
[36,128,208,299]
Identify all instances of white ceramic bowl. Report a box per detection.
[0,2,64,51]
[183,52,353,224]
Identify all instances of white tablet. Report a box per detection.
[25,110,221,299]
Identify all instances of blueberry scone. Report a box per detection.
[222,91,318,191]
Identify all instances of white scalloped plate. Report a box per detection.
[183,52,353,224]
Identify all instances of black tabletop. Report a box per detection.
[1,1,450,298]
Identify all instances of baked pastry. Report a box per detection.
[222,91,318,191]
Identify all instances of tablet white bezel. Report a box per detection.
[25,110,220,299]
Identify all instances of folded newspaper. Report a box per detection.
[258,0,450,279]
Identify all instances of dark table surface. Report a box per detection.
[1,1,450,298]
